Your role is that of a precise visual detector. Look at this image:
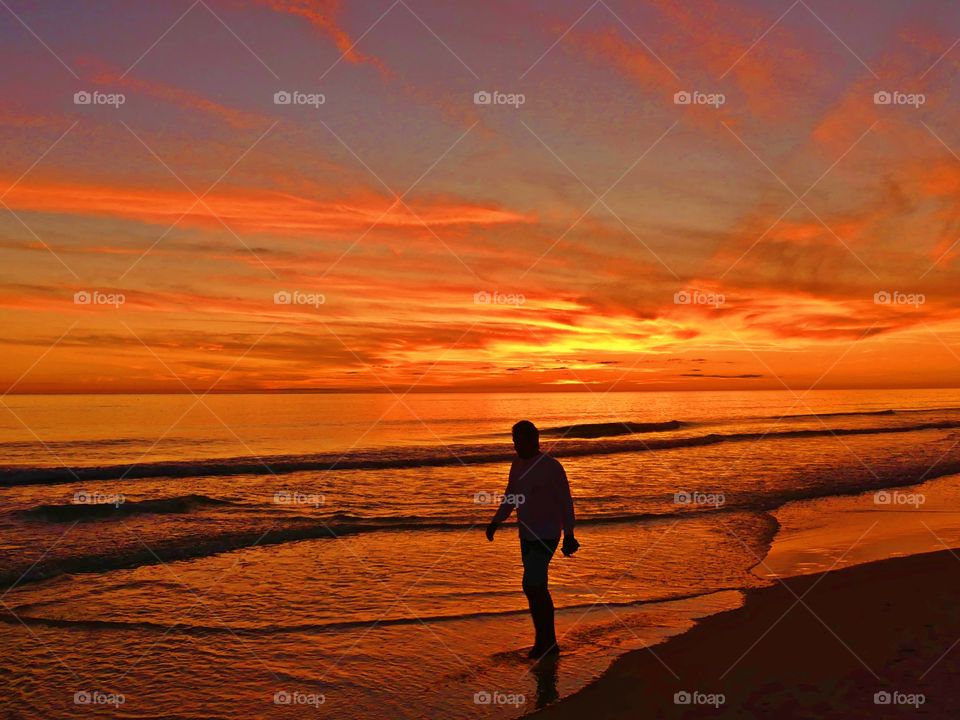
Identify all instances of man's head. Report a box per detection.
[512,420,540,459]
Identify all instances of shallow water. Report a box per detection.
[763,471,960,578]
[3,389,960,718]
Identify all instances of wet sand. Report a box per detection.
[534,549,960,718]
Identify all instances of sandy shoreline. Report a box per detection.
[534,548,960,718]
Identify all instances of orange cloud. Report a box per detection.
[567,0,818,121]
[812,23,959,151]
[0,110,56,128]
[1,179,534,235]
[573,26,674,94]
[256,0,389,76]
[77,58,262,128]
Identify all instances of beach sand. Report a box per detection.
[534,549,960,718]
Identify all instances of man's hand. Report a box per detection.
[485,521,499,542]
[561,535,580,556]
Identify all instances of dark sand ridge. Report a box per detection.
[534,549,960,718]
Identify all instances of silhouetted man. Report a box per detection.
[486,420,578,659]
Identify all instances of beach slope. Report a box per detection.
[534,549,960,718]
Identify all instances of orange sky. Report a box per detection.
[2,0,960,393]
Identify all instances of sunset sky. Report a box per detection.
[3,0,960,393]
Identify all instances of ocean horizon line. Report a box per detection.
[4,385,960,397]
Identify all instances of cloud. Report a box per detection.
[78,57,262,128]
[680,373,762,378]
[255,0,389,76]
[566,0,820,121]
[1,179,535,235]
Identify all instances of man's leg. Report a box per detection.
[522,580,544,652]
[521,539,560,657]
[520,540,543,651]
[538,582,556,650]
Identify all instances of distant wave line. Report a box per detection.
[3,418,960,486]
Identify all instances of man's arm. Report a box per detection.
[486,467,516,541]
[558,463,579,555]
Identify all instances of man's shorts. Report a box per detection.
[520,537,560,588]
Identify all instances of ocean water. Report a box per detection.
[2,389,960,718]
